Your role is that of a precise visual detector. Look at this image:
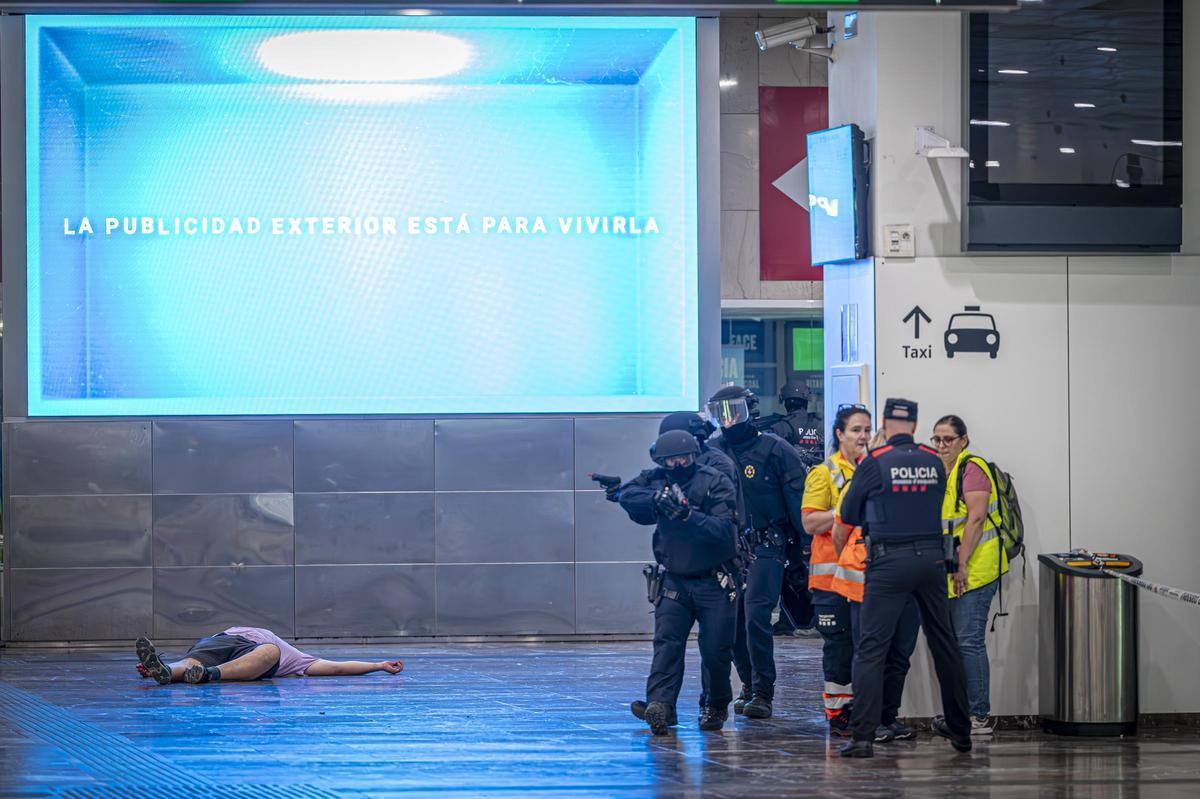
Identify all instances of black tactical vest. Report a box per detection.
[863,439,946,541]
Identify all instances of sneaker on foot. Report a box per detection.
[631,701,677,727]
[931,715,973,753]
[886,720,918,740]
[732,685,753,715]
[182,663,214,684]
[698,706,728,732]
[134,636,171,686]
[744,695,773,719]
[828,711,853,738]
[970,716,995,736]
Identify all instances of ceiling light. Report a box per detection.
[259,30,473,82]
[1059,147,1076,154]
[970,119,1011,127]
[1097,46,1118,53]
[719,78,739,89]
[1131,139,1182,147]
[985,160,1000,168]
[998,69,1029,75]
[1074,102,1096,108]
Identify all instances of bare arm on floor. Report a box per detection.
[304,659,404,677]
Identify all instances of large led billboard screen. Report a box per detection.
[26,16,698,416]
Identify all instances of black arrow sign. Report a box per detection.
[903,305,932,338]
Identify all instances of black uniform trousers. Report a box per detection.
[647,571,738,709]
[779,535,815,630]
[849,597,921,726]
[851,539,970,742]
[812,588,854,716]
[732,542,785,699]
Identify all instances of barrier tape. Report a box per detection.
[1075,549,1200,607]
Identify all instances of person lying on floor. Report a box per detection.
[134,627,404,685]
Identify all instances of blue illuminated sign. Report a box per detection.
[806,124,868,266]
[26,15,698,416]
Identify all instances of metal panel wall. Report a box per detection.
[0,17,720,643]
[4,416,672,641]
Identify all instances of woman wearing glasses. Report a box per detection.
[800,403,871,737]
[932,414,1008,736]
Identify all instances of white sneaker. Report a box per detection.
[970,715,995,735]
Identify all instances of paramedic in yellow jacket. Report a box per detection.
[801,404,870,737]
[933,414,1008,737]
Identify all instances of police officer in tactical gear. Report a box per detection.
[658,411,738,490]
[617,430,741,735]
[764,380,825,471]
[754,382,821,637]
[706,385,809,720]
[835,398,972,758]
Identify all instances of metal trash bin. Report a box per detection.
[1038,552,1142,736]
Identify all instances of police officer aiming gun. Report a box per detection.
[835,398,973,758]
[614,429,741,735]
[706,385,809,720]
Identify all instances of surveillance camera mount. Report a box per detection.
[789,40,835,63]
[915,126,969,159]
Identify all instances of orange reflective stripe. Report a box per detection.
[809,531,839,591]
[831,528,867,602]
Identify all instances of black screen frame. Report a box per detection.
[966,1,1183,208]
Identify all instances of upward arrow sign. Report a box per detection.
[903,305,932,338]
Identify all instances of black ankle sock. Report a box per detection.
[205,666,221,682]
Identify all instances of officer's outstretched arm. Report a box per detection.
[616,471,661,526]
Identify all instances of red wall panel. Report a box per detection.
[759,86,828,282]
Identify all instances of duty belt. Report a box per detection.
[868,536,945,559]
[744,526,787,549]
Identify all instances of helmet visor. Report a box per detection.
[705,397,751,428]
[658,453,696,469]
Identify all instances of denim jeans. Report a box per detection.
[949,580,998,718]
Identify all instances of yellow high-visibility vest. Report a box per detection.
[943,449,1008,596]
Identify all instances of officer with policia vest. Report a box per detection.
[615,429,741,735]
[827,407,921,744]
[706,385,809,720]
[835,398,972,758]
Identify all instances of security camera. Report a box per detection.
[754,18,831,52]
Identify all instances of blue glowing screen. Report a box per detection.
[806,124,864,267]
[27,16,698,416]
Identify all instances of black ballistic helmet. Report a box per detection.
[659,411,711,441]
[778,380,810,404]
[705,384,760,427]
[650,430,701,463]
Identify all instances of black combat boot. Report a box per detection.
[641,701,675,736]
[698,706,728,731]
[838,739,874,758]
[631,701,677,728]
[743,694,773,719]
[732,685,753,715]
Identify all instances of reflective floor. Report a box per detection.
[0,639,1196,798]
